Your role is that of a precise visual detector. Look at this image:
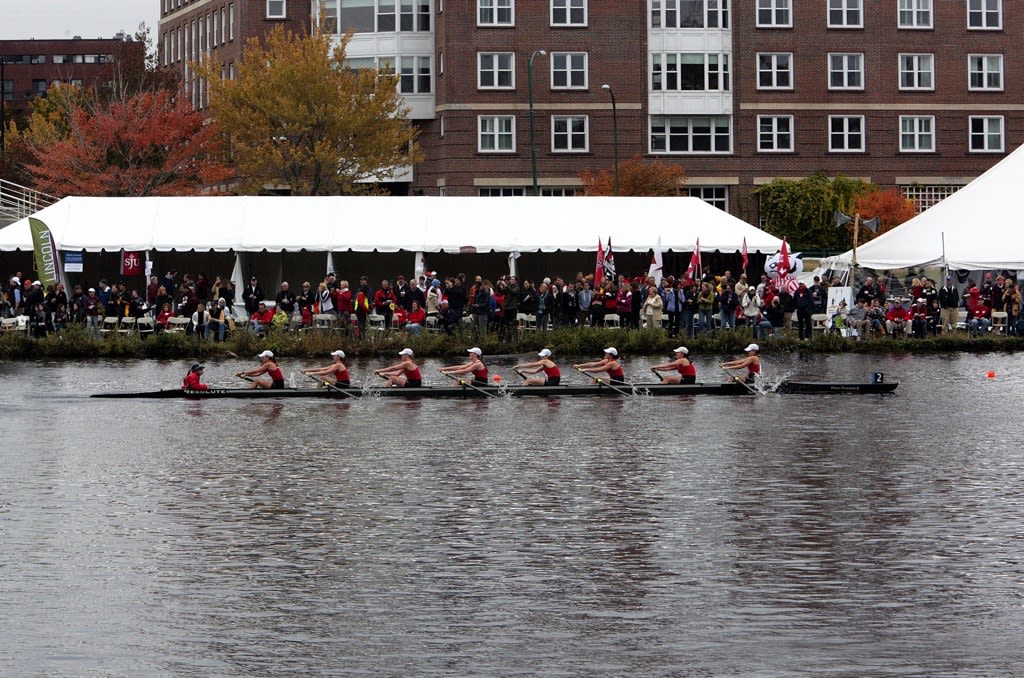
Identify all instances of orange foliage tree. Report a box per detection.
[580,155,686,196]
[24,89,232,197]
[853,189,918,241]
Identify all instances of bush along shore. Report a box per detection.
[2,324,1022,362]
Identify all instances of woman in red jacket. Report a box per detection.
[182,364,209,391]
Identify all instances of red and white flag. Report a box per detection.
[120,250,143,277]
[648,236,663,285]
[594,238,604,286]
[603,237,616,281]
[778,238,791,279]
[684,238,701,282]
[741,236,749,272]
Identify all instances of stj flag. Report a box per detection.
[648,236,663,285]
[741,236,749,272]
[684,238,701,282]
[594,238,605,286]
[603,237,616,281]
[121,250,143,277]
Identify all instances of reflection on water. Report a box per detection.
[2,353,1024,675]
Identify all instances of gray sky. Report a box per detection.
[0,1,159,41]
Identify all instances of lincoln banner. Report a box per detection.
[29,217,64,290]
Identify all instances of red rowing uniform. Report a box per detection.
[268,365,285,388]
[182,371,208,391]
[404,365,422,387]
[472,365,488,384]
[543,364,561,379]
[334,367,351,385]
[607,365,625,383]
[678,363,696,378]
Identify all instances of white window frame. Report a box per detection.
[828,115,865,152]
[828,0,863,28]
[478,115,516,152]
[551,115,589,152]
[969,116,1003,152]
[399,56,431,94]
[757,115,794,152]
[650,0,730,29]
[828,53,864,90]
[478,52,515,89]
[967,0,1001,30]
[551,0,586,27]
[649,115,732,154]
[478,0,514,26]
[899,115,934,152]
[756,0,792,27]
[550,52,588,90]
[688,186,728,211]
[898,0,932,28]
[266,0,285,19]
[757,53,792,90]
[968,54,1003,91]
[652,52,730,92]
[898,53,934,91]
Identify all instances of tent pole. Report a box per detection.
[851,213,861,284]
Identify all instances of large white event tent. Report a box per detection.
[823,142,1024,272]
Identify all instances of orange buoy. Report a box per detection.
[493,374,502,383]
[987,370,996,379]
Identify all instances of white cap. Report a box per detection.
[32,280,41,286]
[330,350,346,358]
[10,276,19,284]
[88,287,96,292]
[538,348,552,357]
[258,350,274,359]
[916,298,926,303]
[673,346,689,355]
[744,343,759,352]
[467,347,482,356]
[399,348,414,356]
[603,347,618,356]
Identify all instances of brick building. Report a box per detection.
[159,0,1024,222]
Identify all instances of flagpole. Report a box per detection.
[852,212,861,284]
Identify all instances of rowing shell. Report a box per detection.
[90,380,898,399]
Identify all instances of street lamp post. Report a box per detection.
[0,57,7,156]
[527,49,547,196]
[601,84,619,196]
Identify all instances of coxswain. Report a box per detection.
[239,349,286,389]
[513,348,561,386]
[303,349,351,387]
[376,347,423,387]
[651,346,697,384]
[573,347,625,385]
[182,363,209,391]
[439,347,488,386]
[720,343,761,384]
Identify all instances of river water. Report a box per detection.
[2,352,1023,676]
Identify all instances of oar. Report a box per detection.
[650,367,664,382]
[512,367,528,381]
[236,372,255,384]
[301,371,359,397]
[720,364,758,395]
[574,366,635,397]
[440,370,497,398]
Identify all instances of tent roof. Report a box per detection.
[0,195,782,254]
[825,143,1024,271]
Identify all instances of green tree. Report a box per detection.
[195,27,421,195]
[753,172,873,251]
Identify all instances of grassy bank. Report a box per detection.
[2,324,1022,361]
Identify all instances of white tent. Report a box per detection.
[0,195,782,254]
[824,143,1024,271]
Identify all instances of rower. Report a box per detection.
[651,346,696,384]
[514,348,561,386]
[377,347,423,387]
[303,349,351,387]
[720,343,761,384]
[182,363,209,391]
[439,347,488,386]
[573,347,625,385]
[239,350,286,389]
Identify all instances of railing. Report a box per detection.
[0,179,59,226]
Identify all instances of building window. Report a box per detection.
[652,53,729,92]
[339,0,375,32]
[828,53,863,90]
[650,115,731,154]
[829,115,865,151]
[480,187,526,196]
[688,186,728,211]
[968,54,1002,90]
[757,115,793,152]
[650,0,729,29]
[267,0,285,18]
[899,116,934,152]
[551,0,586,26]
[901,184,961,212]
[220,7,226,43]
[968,0,1001,29]
[969,116,1003,152]
[400,56,431,93]
[540,187,581,196]
[756,0,791,27]
[2,79,13,102]
[757,53,791,89]
[378,0,431,31]
[898,0,932,28]
[899,53,933,90]
[229,3,235,40]
[479,115,516,152]
[551,52,587,89]
[828,0,862,27]
[478,52,514,89]
[479,0,513,26]
[552,115,588,152]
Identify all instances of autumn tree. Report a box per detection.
[23,88,233,197]
[195,27,421,195]
[579,156,686,196]
[753,172,873,251]
[852,189,917,242]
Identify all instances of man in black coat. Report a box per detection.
[244,276,264,316]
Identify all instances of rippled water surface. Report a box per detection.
[2,352,1024,676]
